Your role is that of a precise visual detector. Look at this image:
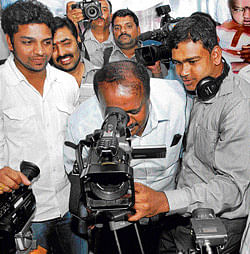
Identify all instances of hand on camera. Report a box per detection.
[128,182,169,221]
[239,44,250,63]
[0,167,30,194]
[147,60,163,78]
[67,1,84,24]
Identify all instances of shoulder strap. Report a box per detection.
[103,47,113,66]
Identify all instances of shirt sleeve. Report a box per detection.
[0,78,6,169]
[64,111,89,175]
[166,97,250,218]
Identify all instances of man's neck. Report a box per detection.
[91,26,110,43]
[69,61,85,87]
[121,46,138,59]
[14,59,46,95]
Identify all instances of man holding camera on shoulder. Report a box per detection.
[64,59,191,253]
[0,1,87,253]
[127,13,250,254]
[91,8,168,78]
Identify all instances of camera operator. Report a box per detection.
[64,60,190,253]
[0,1,87,253]
[127,13,250,253]
[91,8,168,78]
[66,0,115,65]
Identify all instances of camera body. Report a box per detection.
[71,0,102,21]
[70,107,134,213]
[135,5,183,66]
[0,161,40,254]
[66,107,166,225]
[190,208,228,253]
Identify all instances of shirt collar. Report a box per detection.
[139,99,170,137]
[84,27,114,45]
[6,53,57,87]
[111,44,136,60]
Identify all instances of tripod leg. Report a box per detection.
[134,223,145,254]
[113,229,122,254]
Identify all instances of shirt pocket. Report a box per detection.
[3,106,37,139]
[194,125,218,167]
[55,103,75,134]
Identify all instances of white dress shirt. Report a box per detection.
[0,54,79,221]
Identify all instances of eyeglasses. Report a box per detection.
[232,6,250,13]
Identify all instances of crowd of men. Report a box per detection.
[0,0,249,254]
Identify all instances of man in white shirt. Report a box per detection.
[64,60,190,253]
[0,1,87,253]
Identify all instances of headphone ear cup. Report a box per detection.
[196,59,230,101]
[196,77,220,100]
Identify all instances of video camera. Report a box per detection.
[71,0,102,21]
[66,107,166,226]
[178,208,228,254]
[135,5,183,66]
[0,161,40,254]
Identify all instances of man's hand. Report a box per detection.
[239,45,250,63]
[66,1,84,25]
[0,167,31,194]
[147,60,163,78]
[128,182,169,222]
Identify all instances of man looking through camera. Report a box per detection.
[0,1,87,253]
[64,60,190,253]
[127,13,250,253]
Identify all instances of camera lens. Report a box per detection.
[85,6,99,20]
[90,173,129,201]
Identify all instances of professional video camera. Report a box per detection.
[135,5,183,66]
[0,161,40,254]
[66,107,166,222]
[71,0,102,21]
[179,208,228,254]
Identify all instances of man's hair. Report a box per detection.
[228,0,236,8]
[53,17,78,41]
[94,60,150,100]
[167,13,219,53]
[1,0,54,42]
[111,9,139,27]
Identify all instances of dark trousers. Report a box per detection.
[31,212,88,254]
[159,215,247,254]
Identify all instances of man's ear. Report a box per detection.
[6,34,14,51]
[211,45,222,66]
[137,26,141,35]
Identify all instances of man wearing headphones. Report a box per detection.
[128,13,250,253]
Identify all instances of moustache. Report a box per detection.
[118,33,131,40]
[56,54,73,63]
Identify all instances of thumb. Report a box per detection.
[19,172,31,186]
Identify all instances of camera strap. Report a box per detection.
[68,162,82,217]
[103,47,113,66]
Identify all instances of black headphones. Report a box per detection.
[196,58,230,101]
